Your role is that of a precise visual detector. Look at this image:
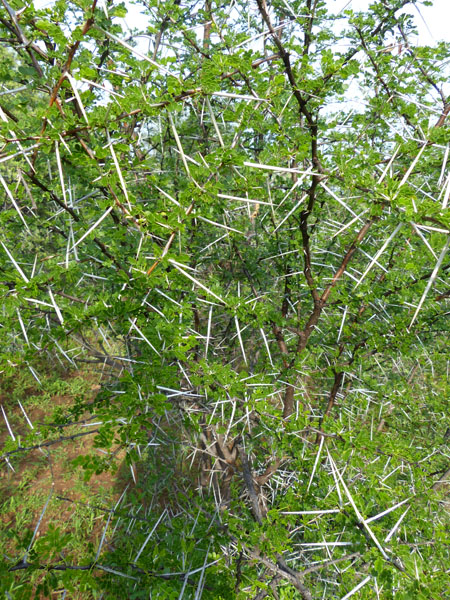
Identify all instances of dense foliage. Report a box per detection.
[0,0,449,598]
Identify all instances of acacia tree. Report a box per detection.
[0,0,449,598]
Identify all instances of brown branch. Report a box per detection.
[397,24,446,105]
[324,370,345,419]
[0,102,19,122]
[275,218,375,419]
[48,0,98,108]
[203,0,212,51]
[28,0,98,166]
[245,548,313,600]
[432,466,450,492]
[25,171,130,277]
[434,103,450,129]
[302,0,317,58]
[8,559,205,587]
[238,443,316,599]
[0,0,45,76]
[321,218,375,305]
[240,449,265,524]
[1,429,100,460]
[300,203,320,305]
[355,27,418,133]
[254,457,282,486]
[255,0,314,128]
[3,53,280,144]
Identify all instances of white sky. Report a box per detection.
[32,0,450,47]
[332,0,449,45]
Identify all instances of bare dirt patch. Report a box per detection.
[0,367,130,599]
